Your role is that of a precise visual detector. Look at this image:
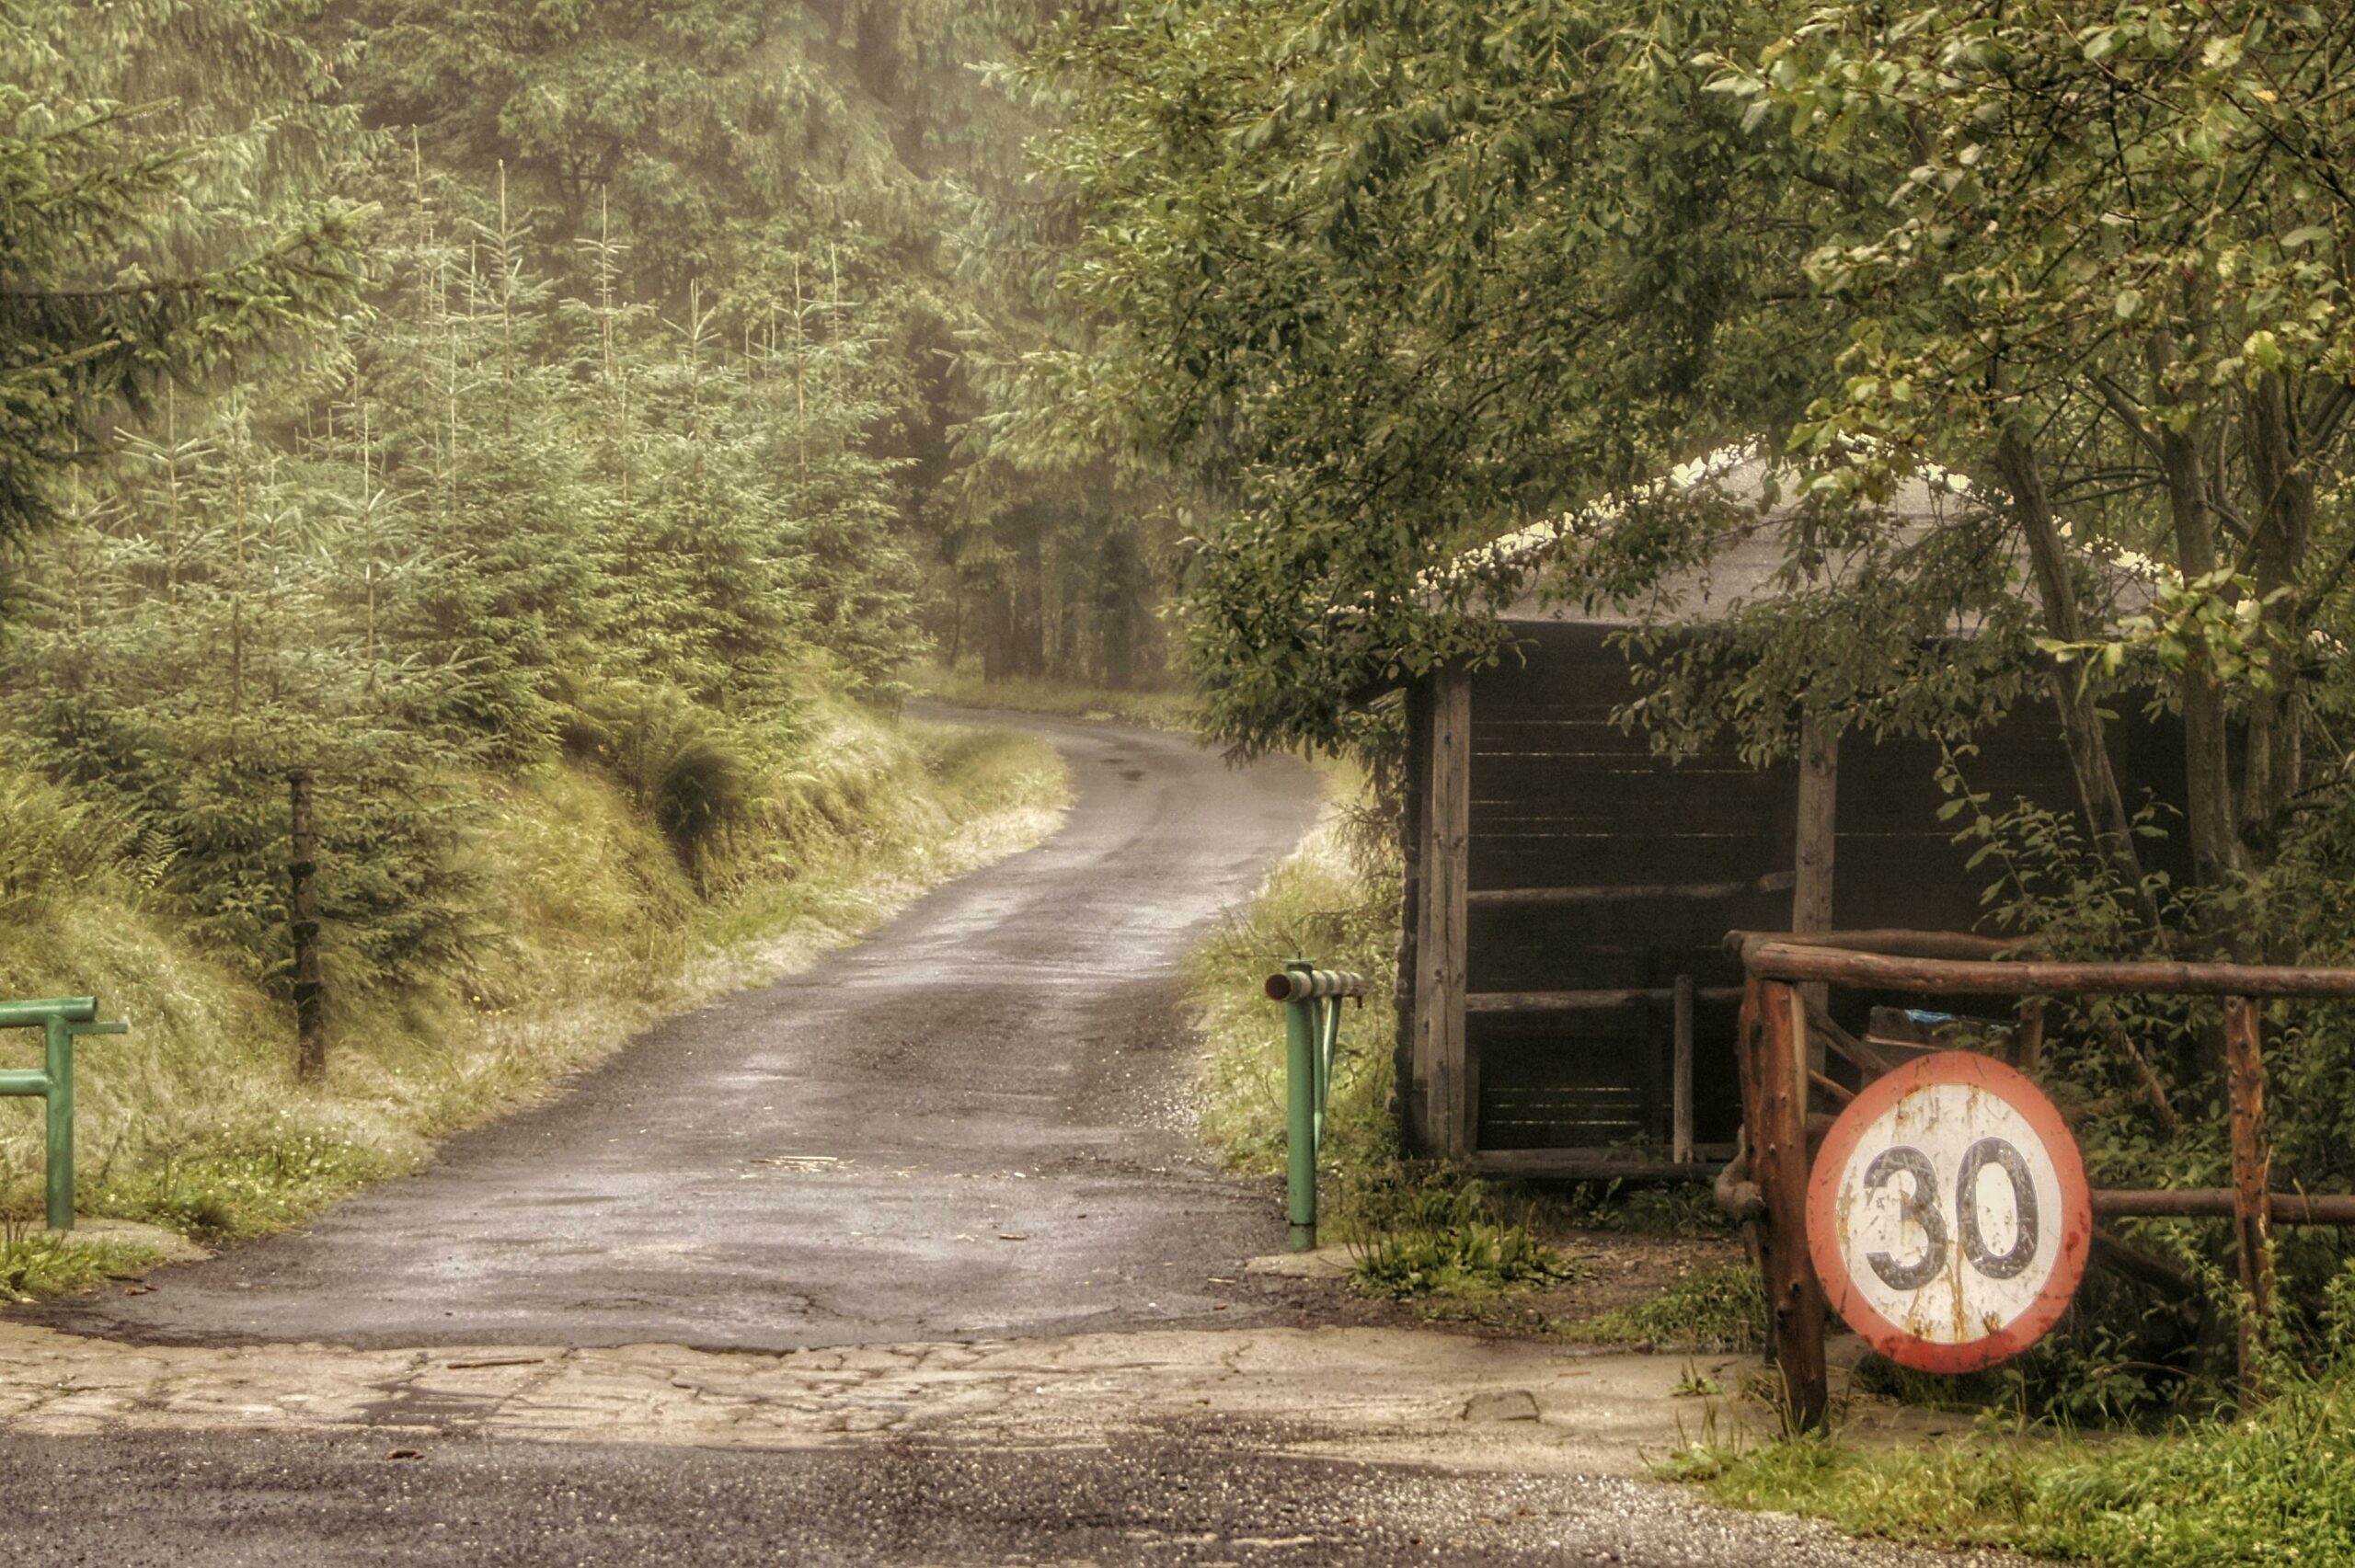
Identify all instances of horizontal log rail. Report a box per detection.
[1470,871,1795,908]
[2092,1189,2355,1224]
[1745,939,2355,998]
[1472,1148,1735,1183]
[1465,986,1743,1013]
[1729,928,2016,963]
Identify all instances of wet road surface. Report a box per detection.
[40,709,1321,1350]
[0,1426,2027,1568]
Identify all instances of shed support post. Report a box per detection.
[1793,717,1839,1074]
[1753,978,1827,1432]
[2224,995,2275,1403]
[1416,666,1473,1159]
[1672,973,1695,1164]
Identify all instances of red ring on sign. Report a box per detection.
[1806,1049,2091,1374]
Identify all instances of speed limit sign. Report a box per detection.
[1807,1050,2092,1373]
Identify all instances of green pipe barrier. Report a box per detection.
[1264,959,1368,1252]
[0,1001,125,1230]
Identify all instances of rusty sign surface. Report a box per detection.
[1806,1050,2092,1373]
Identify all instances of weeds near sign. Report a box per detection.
[1569,1265,1768,1354]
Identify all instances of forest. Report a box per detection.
[0,0,1158,1240]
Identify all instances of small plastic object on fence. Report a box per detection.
[0,995,129,1230]
[1263,959,1370,1252]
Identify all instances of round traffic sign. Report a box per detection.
[1807,1050,2091,1373]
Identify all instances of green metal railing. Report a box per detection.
[0,996,127,1230]
[1263,959,1369,1252]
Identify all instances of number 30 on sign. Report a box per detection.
[1807,1051,2093,1373]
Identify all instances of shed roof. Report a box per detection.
[1454,443,2152,629]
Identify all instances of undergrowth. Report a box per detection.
[1666,1265,2355,1563]
[0,1228,162,1303]
[1676,1362,2355,1566]
[0,702,1068,1261]
[909,661,1190,729]
[1568,1265,1768,1352]
[1189,762,1399,1203]
[1348,1176,1576,1298]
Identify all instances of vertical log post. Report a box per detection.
[1416,666,1473,1158]
[2016,996,2047,1073]
[1672,973,1695,1164]
[289,769,326,1082]
[2223,995,2275,1402]
[1755,977,1828,1432]
[1793,717,1839,1076]
[1735,975,1764,1276]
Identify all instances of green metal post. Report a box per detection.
[1285,957,1318,1252]
[43,1013,72,1230]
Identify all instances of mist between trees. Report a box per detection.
[1,0,1176,1005]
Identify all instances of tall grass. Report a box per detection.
[0,700,1068,1247]
[1681,1364,2355,1566]
[1189,768,1401,1195]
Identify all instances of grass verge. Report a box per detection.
[1674,1367,2355,1566]
[0,1228,163,1303]
[1187,763,1568,1299]
[0,702,1068,1268]
[1568,1264,1767,1352]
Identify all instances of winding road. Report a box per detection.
[42,708,1322,1350]
[8,711,2023,1568]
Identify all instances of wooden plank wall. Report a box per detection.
[1448,620,2186,1160]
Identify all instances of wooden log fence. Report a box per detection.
[1727,927,2355,1429]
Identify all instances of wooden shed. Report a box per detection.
[1389,457,2181,1176]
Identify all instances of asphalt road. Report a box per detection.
[40,708,1323,1350]
[1,1426,2023,1568]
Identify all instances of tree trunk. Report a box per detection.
[289,769,326,1082]
[2155,423,2244,897]
[1015,541,1047,679]
[1993,427,2159,929]
[2240,372,2312,869]
[982,572,1015,684]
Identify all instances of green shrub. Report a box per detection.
[1354,1218,1574,1298]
